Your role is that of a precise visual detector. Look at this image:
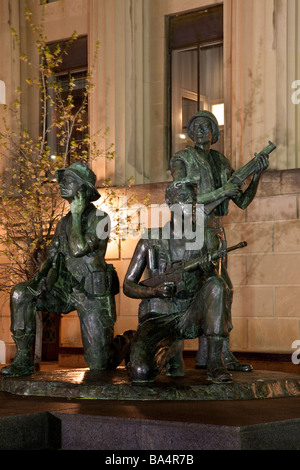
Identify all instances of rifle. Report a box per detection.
[205,140,276,215]
[140,241,247,294]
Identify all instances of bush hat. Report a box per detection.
[56,162,101,202]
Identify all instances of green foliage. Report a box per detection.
[0,7,113,292]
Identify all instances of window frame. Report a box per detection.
[45,36,89,165]
[167,5,224,159]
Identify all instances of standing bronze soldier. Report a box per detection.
[170,110,271,371]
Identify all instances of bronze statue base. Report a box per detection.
[1,367,300,401]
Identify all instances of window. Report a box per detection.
[46,36,88,165]
[168,5,224,156]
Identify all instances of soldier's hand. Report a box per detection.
[27,275,45,296]
[70,188,86,215]
[221,181,241,199]
[199,255,214,274]
[154,282,175,298]
[255,152,269,174]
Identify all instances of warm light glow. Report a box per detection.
[179,134,186,140]
[212,103,224,126]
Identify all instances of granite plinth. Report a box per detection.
[1,367,300,401]
[1,368,300,449]
[2,410,300,450]
[53,412,300,450]
[0,412,61,450]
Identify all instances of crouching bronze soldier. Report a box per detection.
[1,162,133,377]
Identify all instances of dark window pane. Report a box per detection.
[48,36,87,73]
[168,6,224,155]
[169,6,223,50]
[46,37,89,164]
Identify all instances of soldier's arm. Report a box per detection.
[123,240,174,299]
[27,219,62,291]
[232,175,260,209]
[171,159,240,205]
[123,240,153,298]
[232,153,269,209]
[68,188,109,257]
[68,189,90,256]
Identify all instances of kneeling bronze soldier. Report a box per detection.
[1,162,133,377]
[124,181,246,384]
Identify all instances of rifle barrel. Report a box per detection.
[226,241,247,253]
[254,140,276,158]
[211,241,247,261]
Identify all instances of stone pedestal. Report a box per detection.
[0,412,61,450]
[1,367,300,450]
[53,412,300,450]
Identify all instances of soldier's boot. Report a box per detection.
[195,335,207,369]
[1,332,35,377]
[206,335,232,384]
[196,335,253,372]
[166,342,185,377]
[221,336,253,372]
[108,329,136,370]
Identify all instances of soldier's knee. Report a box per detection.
[209,276,227,296]
[10,283,32,305]
[128,361,156,383]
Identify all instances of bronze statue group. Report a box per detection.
[1,111,275,385]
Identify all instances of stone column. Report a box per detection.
[88,0,109,185]
[224,0,300,171]
[223,0,277,169]
[89,0,149,186]
[273,0,300,169]
[0,0,22,166]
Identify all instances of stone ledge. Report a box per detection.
[1,367,300,401]
[116,168,300,201]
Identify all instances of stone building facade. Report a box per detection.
[0,0,300,363]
